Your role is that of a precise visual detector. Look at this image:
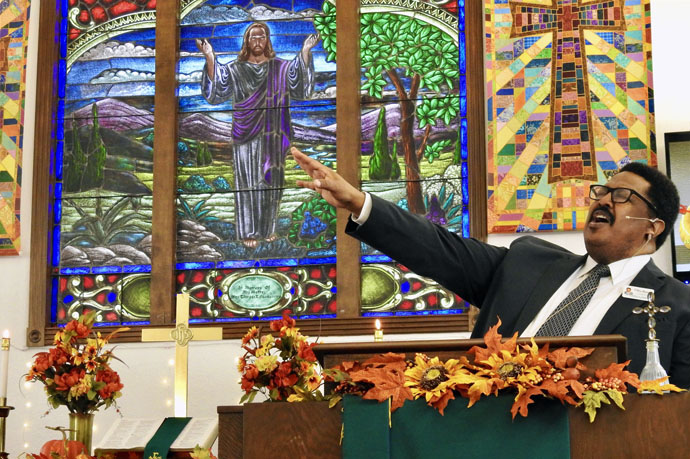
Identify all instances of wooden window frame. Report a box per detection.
[28,1,487,346]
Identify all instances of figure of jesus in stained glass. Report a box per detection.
[196,23,319,248]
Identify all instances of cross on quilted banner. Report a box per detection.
[509,0,625,183]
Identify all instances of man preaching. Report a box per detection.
[197,23,319,248]
[291,147,690,388]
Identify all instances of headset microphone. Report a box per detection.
[625,216,660,223]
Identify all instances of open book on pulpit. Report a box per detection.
[94,417,217,455]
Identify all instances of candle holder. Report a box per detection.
[0,396,14,459]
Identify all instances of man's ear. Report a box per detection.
[651,219,665,239]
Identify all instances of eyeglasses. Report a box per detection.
[589,185,659,215]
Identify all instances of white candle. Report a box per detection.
[374,320,383,341]
[0,330,9,400]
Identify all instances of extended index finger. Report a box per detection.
[291,147,329,178]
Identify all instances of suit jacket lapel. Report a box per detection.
[594,260,666,334]
[514,253,586,333]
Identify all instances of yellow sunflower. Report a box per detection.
[405,354,464,402]
[482,349,542,386]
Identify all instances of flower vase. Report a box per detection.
[68,413,94,454]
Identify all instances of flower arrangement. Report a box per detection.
[238,311,324,403]
[325,319,686,421]
[26,312,128,414]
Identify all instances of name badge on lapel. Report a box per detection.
[622,286,654,301]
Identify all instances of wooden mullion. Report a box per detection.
[467,0,488,242]
[150,1,180,325]
[465,0,489,329]
[335,4,362,318]
[28,1,60,347]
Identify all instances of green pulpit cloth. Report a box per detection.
[343,395,570,459]
[143,417,191,458]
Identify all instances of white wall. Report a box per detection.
[0,0,688,452]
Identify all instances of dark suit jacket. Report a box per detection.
[346,195,690,388]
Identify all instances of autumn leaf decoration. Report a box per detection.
[323,319,684,421]
[324,353,414,411]
[239,316,685,422]
[637,377,687,396]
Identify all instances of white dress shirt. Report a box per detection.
[351,191,373,225]
[352,192,651,336]
[521,254,650,336]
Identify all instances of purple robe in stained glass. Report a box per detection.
[201,53,314,241]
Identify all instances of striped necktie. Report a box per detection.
[535,263,611,337]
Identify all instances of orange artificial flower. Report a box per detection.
[241,326,259,345]
[297,340,317,362]
[26,311,127,414]
[273,362,298,388]
[54,368,86,392]
[96,369,123,399]
[65,320,90,339]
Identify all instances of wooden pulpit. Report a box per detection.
[217,336,690,458]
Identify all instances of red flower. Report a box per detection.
[270,311,296,333]
[30,352,52,374]
[240,376,255,393]
[273,362,298,388]
[54,369,85,392]
[244,364,259,380]
[240,365,259,392]
[297,341,317,362]
[269,319,282,332]
[96,369,123,400]
[65,320,90,339]
[50,347,70,366]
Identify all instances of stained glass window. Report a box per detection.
[32,0,480,342]
[357,0,469,317]
[52,1,157,324]
[175,1,336,320]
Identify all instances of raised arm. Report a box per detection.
[196,38,216,79]
[301,33,320,64]
[292,147,366,217]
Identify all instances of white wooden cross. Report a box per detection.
[141,293,223,417]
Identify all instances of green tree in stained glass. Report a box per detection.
[64,118,87,192]
[315,3,460,214]
[82,103,108,190]
[369,105,394,180]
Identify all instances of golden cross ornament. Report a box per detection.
[141,293,223,417]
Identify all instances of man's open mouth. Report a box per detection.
[590,208,614,225]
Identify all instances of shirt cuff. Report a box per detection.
[350,192,372,225]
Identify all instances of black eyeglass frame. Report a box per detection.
[589,185,659,216]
